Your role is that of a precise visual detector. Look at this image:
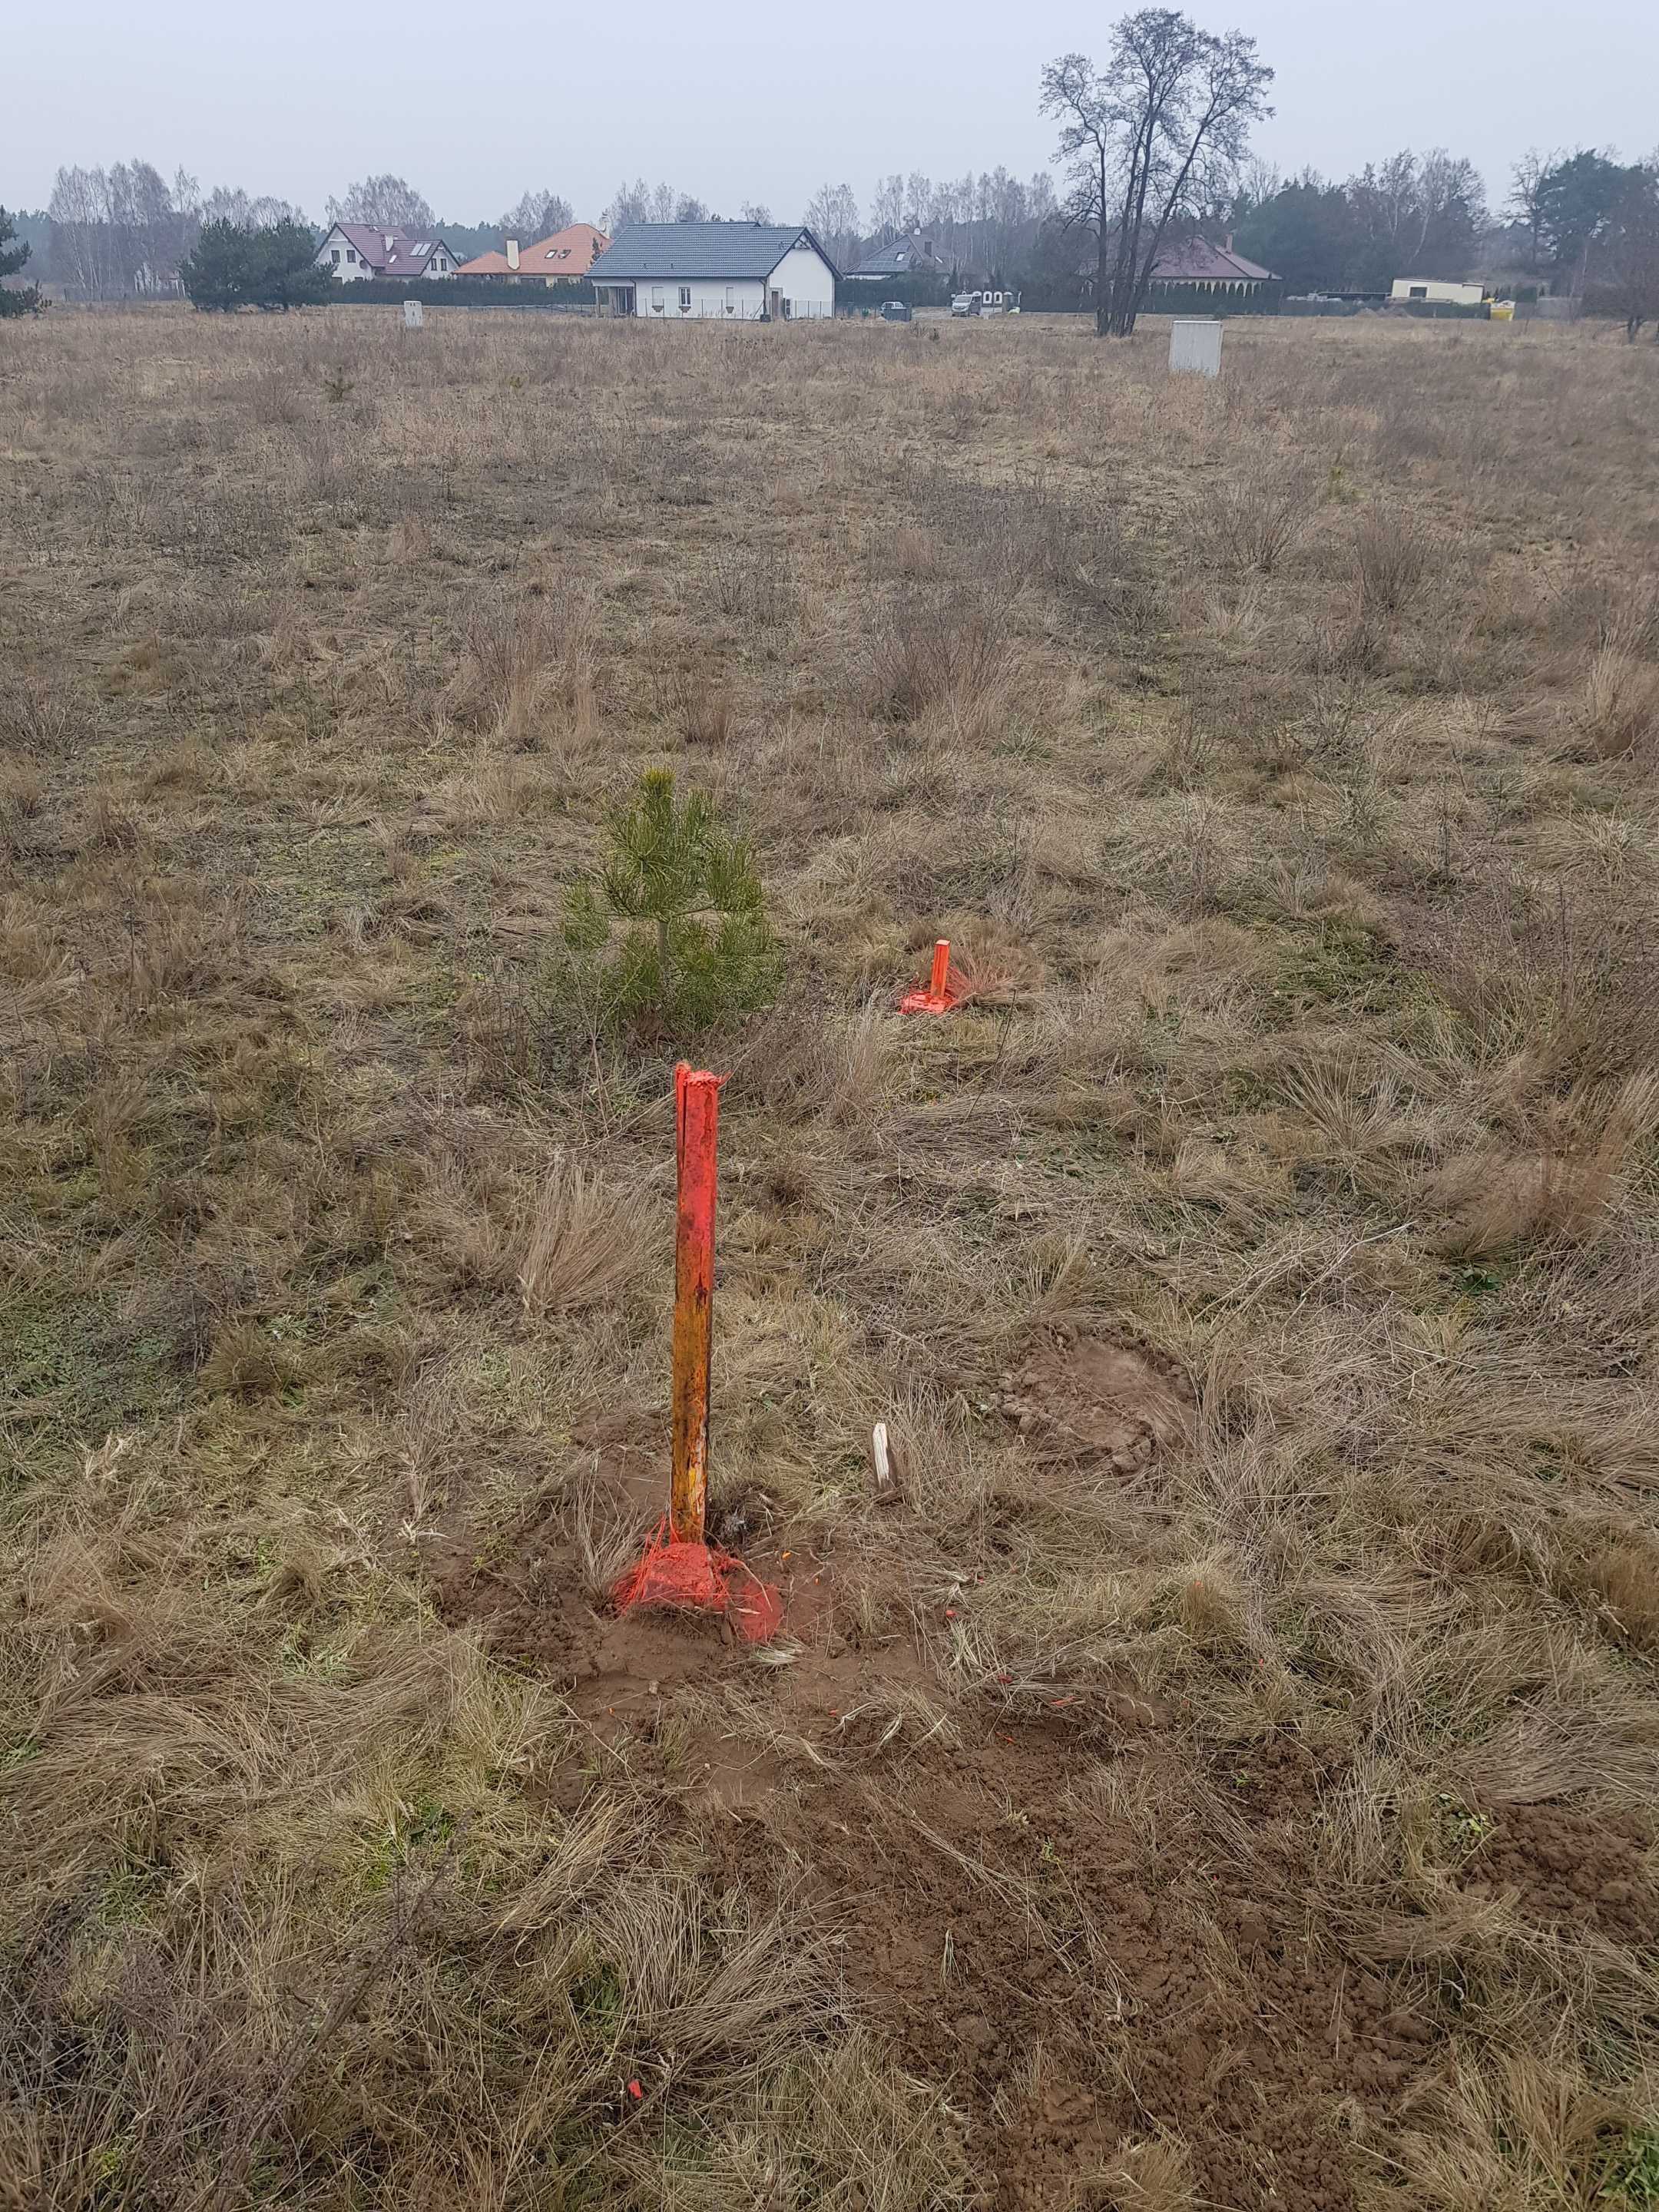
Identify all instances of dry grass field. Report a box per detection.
[2,302,1658,2211]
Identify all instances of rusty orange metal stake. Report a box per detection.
[613,1060,781,1640]
[671,1063,720,1544]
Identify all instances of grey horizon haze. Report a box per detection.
[8,0,1657,224]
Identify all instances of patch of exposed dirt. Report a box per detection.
[998,1325,1197,1480]
[434,1426,1659,2212]
[713,1733,1362,2210]
[434,1459,928,1805]
[1460,1801,1657,1945]
[711,1730,1659,2212]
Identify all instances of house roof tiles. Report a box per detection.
[328,223,458,279]
[458,224,609,279]
[849,234,949,277]
[588,223,837,283]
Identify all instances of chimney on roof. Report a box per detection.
[505,237,519,270]
[1224,231,1233,253]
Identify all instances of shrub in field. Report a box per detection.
[1353,502,1429,614]
[564,768,778,1035]
[181,220,336,312]
[866,585,1012,723]
[0,207,42,317]
[1198,471,1315,575]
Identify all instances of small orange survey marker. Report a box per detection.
[613,1063,782,1641]
[899,939,959,1015]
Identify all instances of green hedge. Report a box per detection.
[841,272,952,310]
[1386,298,1491,319]
[1282,297,1492,320]
[1019,277,1283,316]
[333,276,594,310]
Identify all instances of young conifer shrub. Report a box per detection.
[564,767,779,1035]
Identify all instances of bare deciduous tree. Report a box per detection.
[604,179,653,232]
[1042,10,1273,337]
[1339,147,1486,289]
[868,174,905,242]
[804,182,859,266]
[326,175,435,231]
[1598,161,1659,338]
[48,159,200,298]
[1507,147,1559,273]
[202,187,310,231]
[499,188,572,240]
[902,172,935,233]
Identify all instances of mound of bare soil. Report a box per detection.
[439,1452,1659,2212]
[998,1326,1197,1475]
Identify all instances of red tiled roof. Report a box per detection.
[1147,237,1273,283]
[459,224,610,280]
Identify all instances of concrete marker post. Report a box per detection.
[1169,318,1222,377]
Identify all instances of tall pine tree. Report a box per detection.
[0,209,43,317]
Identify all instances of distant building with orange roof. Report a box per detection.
[458,224,610,284]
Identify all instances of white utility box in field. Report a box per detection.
[402,300,424,329]
[1169,318,1222,376]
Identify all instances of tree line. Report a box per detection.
[1228,144,1658,306]
[10,18,1657,339]
[11,167,581,301]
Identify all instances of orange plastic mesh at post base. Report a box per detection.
[613,1517,784,1643]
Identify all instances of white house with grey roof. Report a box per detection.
[588,222,836,321]
[316,224,460,283]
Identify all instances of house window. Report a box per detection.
[651,284,664,312]
[725,285,734,312]
[346,249,357,264]
[330,248,340,264]
[679,285,692,313]
[1409,285,1427,300]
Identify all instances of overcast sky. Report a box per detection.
[8,0,1657,223]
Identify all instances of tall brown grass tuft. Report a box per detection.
[518,1154,657,1316]
[1575,647,1659,760]
[1436,1071,1659,1255]
[1354,502,1429,614]
[866,584,1012,724]
[449,584,599,749]
[1195,469,1316,576]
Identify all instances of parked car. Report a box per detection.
[881,300,912,323]
[949,293,974,316]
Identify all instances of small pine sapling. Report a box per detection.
[565,767,779,1035]
[0,209,42,319]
